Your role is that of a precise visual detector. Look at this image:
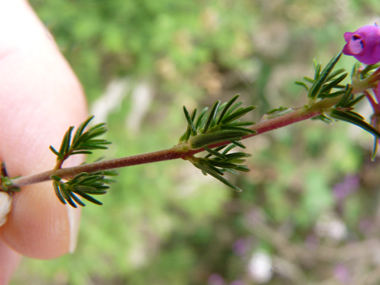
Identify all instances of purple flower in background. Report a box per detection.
[233,238,248,256]
[334,264,351,284]
[208,274,225,285]
[359,218,372,233]
[305,234,319,250]
[333,175,359,201]
[343,24,380,64]
[230,280,244,285]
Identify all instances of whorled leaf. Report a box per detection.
[329,109,380,140]
[179,95,256,149]
[307,52,343,104]
[186,144,251,192]
[295,53,349,105]
[50,116,111,168]
[51,170,118,207]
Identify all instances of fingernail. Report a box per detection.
[0,192,12,227]
[63,156,83,253]
[65,204,81,253]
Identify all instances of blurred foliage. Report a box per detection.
[11,0,380,284]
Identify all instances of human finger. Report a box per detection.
[0,0,87,259]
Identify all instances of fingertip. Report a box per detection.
[0,0,87,261]
[66,203,81,254]
[0,237,22,284]
[0,183,72,259]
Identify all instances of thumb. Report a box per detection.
[0,0,87,259]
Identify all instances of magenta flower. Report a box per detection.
[343,24,380,65]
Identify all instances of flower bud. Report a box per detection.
[343,24,380,65]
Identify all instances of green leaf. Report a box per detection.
[326,68,346,82]
[183,106,197,136]
[75,192,103,205]
[189,130,251,149]
[194,107,209,130]
[208,160,237,169]
[203,146,227,159]
[320,90,346,99]
[330,109,380,139]
[51,169,116,207]
[198,159,225,176]
[334,86,353,108]
[193,160,242,192]
[360,63,380,78]
[230,140,246,149]
[224,153,252,161]
[50,116,111,167]
[303,77,315,84]
[49,146,62,159]
[72,185,98,192]
[71,150,94,155]
[263,107,293,120]
[313,59,321,79]
[224,101,243,118]
[351,62,361,79]
[205,145,227,158]
[180,96,255,153]
[53,182,66,205]
[229,121,256,127]
[61,184,78,208]
[69,192,86,207]
[203,100,221,133]
[219,125,256,133]
[222,144,238,154]
[217,94,240,124]
[372,138,378,161]
[295,81,309,91]
[221,106,256,125]
[69,172,89,184]
[50,175,63,182]
[64,193,78,208]
[319,73,347,96]
[234,165,250,172]
[345,110,364,120]
[225,168,240,175]
[308,52,342,103]
[73,116,94,143]
[311,114,333,124]
[59,126,74,156]
[344,95,365,108]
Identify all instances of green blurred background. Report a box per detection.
[12,0,380,284]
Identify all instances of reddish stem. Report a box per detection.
[9,106,322,189]
[365,90,380,114]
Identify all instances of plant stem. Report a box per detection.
[8,104,325,190]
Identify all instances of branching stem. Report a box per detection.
[9,105,323,190]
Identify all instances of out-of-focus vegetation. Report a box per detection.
[12,0,380,284]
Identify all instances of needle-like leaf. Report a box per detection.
[50,116,111,168]
[50,170,117,207]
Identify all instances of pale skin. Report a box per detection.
[0,1,87,283]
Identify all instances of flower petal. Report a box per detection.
[343,24,380,64]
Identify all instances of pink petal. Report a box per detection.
[344,32,354,42]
